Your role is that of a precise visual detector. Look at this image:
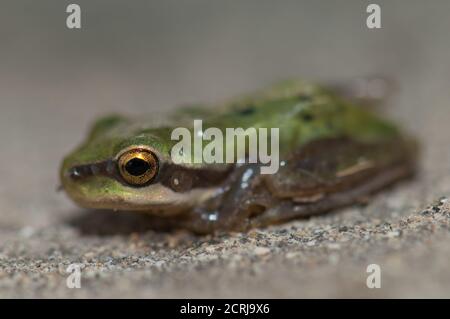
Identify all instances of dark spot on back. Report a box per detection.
[300,112,315,122]
[326,121,334,130]
[297,94,312,102]
[238,106,255,116]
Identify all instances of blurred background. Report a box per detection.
[1,0,450,297]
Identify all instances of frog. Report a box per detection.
[60,80,417,234]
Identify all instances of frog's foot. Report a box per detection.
[175,187,275,234]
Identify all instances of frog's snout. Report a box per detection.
[66,165,92,180]
[59,161,97,197]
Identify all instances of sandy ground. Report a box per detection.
[1,1,450,298]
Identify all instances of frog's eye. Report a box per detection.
[117,148,159,186]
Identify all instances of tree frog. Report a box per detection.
[60,80,417,233]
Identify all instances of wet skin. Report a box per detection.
[60,80,417,234]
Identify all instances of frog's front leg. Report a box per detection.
[176,165,276,234]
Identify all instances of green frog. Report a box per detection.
[60,80,417,233]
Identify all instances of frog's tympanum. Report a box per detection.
[61,80,417,233]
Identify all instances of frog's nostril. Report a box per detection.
[68,165,92,180]
[68,167,82,179]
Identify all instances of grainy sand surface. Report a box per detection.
[1,0,450,298]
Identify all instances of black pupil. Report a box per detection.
[125,158,151,176]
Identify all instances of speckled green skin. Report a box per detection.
[60,80,414,231]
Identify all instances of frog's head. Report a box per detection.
[60,115,230,216]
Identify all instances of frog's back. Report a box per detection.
[202,80,402,155]
[82,80,408,161]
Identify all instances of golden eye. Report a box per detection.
[117,148,159,186]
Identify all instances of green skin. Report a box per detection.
[61,80,417,233]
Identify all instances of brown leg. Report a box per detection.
[249,162,414,229]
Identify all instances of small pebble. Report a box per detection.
[254,247,271,256]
